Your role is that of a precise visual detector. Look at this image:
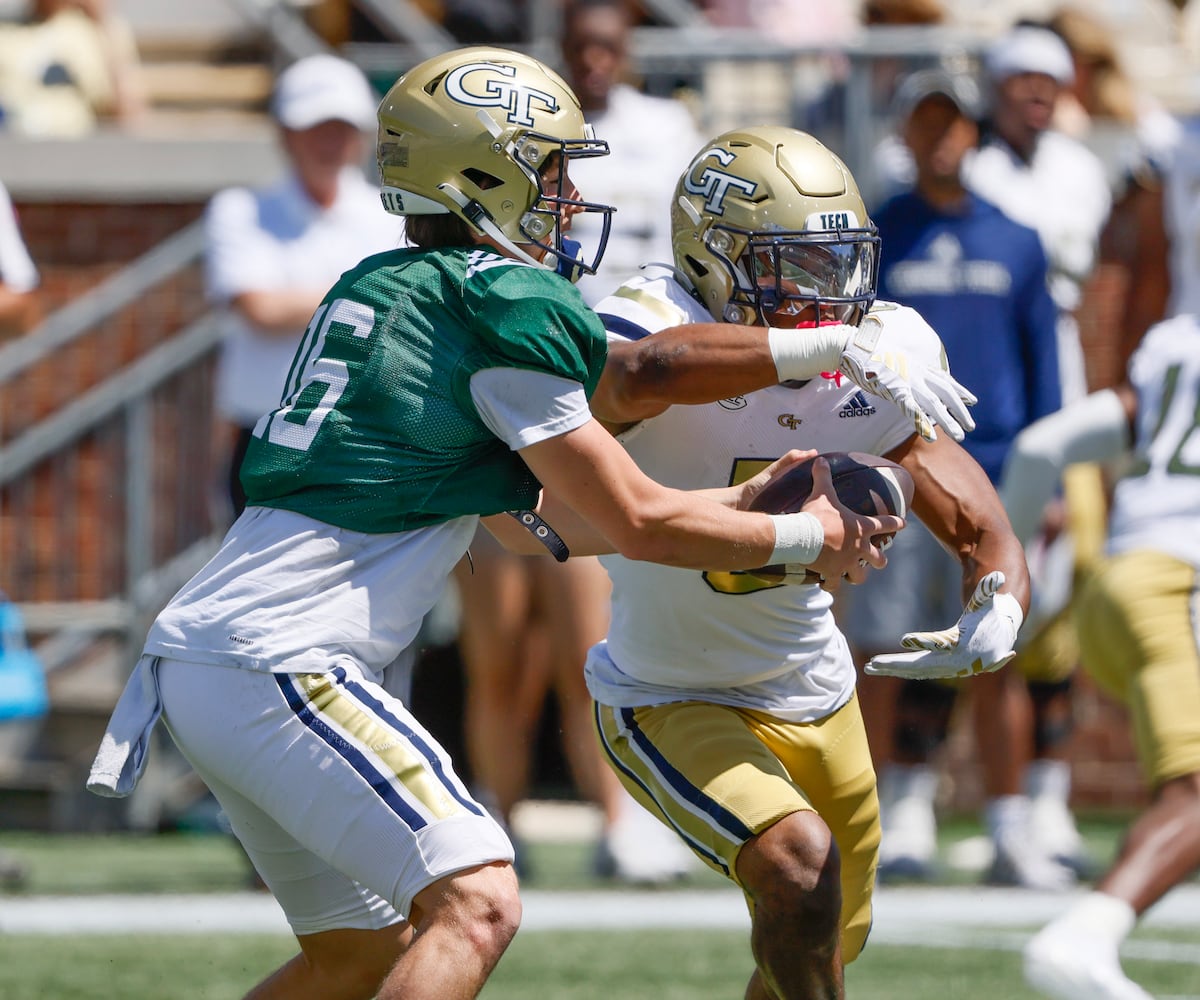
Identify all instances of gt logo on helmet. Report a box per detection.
[683,147,758,215]
[444,62,559,128]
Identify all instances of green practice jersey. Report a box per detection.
[240,246,608,533]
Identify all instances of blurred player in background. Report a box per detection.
[516,125,1025,998]
[88,48,908,1000]
[1005,315,1200,1000]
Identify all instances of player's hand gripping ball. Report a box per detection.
[747,451,914,585]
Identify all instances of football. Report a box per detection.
[746,451,914,584]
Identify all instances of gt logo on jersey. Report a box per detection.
[444,62,558,127]
[683,147,757,214]
[776,413,803,429]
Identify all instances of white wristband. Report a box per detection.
[768,512,824,566]
[767,325,854,382]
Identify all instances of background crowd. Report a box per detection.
[1,2,1199,998]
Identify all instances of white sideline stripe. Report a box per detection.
[2,886,1199,947]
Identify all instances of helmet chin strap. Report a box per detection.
[437,182,549,271]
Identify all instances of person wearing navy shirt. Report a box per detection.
[839,67,1071,891]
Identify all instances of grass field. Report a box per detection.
[1,815,1198,999]
[1,925,1197,999]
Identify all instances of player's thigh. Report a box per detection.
[752,693,879,961]
[594,699,804,881]
[836,519,961,653]
[593,695,878,957]
[1075,551,1200,785]
[157,656,513,930]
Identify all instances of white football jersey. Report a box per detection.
[584,269,942,722]
[1108,314,1200,569]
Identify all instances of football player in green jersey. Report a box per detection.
[86,47,960,1000]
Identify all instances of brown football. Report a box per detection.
[746,451,914,585]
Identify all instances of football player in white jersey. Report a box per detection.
[491,126,1029,998]
[1005,315,1200,1000]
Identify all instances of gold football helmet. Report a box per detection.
[671,126,879,327]
[377,46,614,280]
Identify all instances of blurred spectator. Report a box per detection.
[0,178,39,339]
[451,532,674,882]
[0,0,146,137]
[961,22,1113,882]
[205,53,404,519]
[838,68,1069,888]
[562,0,703,307]
[861,0,954,205]
[1046,5,1181,198]
[965,23,1111,404]
[450,0,703,884]
[442,0,526,43]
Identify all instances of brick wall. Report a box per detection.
[1,199,218,603]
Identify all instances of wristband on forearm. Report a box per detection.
[767,325,854,381]
[767,512,824,566]
[851,316,882,352]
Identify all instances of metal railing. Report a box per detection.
[0,221,224,669]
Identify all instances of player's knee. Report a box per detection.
[739,812,842,937]
[414,862,521,958]
[464,867,521,957]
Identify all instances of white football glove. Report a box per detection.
[838,314,977,443]
[864,571,1023,680]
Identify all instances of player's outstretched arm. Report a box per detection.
[863,432,1028,678]
[483,449,816,557]
[998,385,1134,546]
[594,311,975,441]
[506,421,900,577]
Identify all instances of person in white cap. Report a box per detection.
[206,53,405,518]
[966,23,1110,406]
[840,66,1072,892]
[962,21,1113,883]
